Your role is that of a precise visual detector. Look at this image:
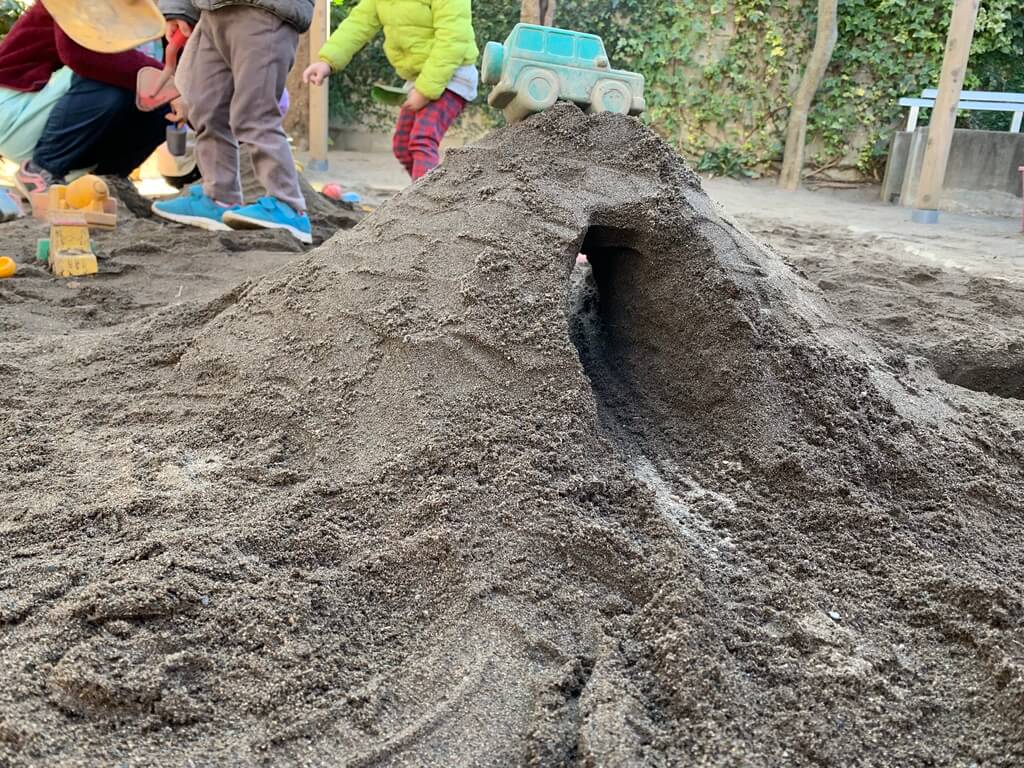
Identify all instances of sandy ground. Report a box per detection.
[0,175,361,337]
[711,179,1024,400]
[1,113,1023,765]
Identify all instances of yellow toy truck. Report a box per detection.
[35,176,116,278]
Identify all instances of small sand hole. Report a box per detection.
[568,225,645,358]
[936,359,1024,401]
[568,225,648,419]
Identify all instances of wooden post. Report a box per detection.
[520,0,556,26]
[911,0,979,223]
[308,0,330,171]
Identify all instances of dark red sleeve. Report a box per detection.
[54,26,162,92]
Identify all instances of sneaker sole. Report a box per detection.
[151,205,232,232]
[222,211,313,244]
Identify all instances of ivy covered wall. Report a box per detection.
[327,0,1024,177]
[0,0,24,36]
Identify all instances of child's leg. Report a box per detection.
[392,109,416,176]
[180,17,242,205]
[239,144,263,204]
[209,7,304,213]
[408,91,467,180]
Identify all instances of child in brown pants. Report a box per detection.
[153,0,313,243]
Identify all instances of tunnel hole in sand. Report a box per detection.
[934,357,1024,401]
[567,224,654,436]
[565,216,760,462]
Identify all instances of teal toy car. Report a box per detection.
[482,24,646,123]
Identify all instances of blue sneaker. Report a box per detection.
[222,197,312,244]
[152,185,237,231]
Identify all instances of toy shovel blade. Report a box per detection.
[371,83,408,106]
[136,66,178,111]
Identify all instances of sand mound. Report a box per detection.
[2,105,1023,766]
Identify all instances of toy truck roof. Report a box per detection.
[504,24,611,68]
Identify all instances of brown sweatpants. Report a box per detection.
[177,6,305,212]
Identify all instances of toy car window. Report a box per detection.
[519,28,544,52]
[578,38,601,61]
[547,32,573,58]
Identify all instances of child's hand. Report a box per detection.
[402,89,431,112]
[303,62,331,87]
[166,97,188,125]
[166,19,192,39]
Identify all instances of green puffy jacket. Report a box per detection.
[319,0,478,101]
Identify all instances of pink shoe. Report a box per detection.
[15,160,64,199]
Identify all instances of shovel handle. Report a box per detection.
[165,29,189,68]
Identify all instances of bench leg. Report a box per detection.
[906,106,919,132]
[1012,111,1022,133]
[1020,167,1024,233]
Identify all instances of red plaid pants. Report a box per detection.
[393,90,467,180]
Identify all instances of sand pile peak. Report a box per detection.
[2,104,1023,766]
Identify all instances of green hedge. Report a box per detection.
[0,0,24,37]
[328,0,1024,177]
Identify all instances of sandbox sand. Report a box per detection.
[1,106,1022,766]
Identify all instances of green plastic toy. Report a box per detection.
[371,83,407,107]
[35,238,96,263]
[482,23,645,123]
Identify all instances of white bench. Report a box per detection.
[898,89,1024,133]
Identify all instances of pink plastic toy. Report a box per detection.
[136,29,189,112]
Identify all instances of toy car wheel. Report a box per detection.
[36,238,49,263]
[504,68,559,123]
[522,68,559,108]
[482,41,504,86]
[588,79,632,116]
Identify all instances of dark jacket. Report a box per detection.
[159,0,314,33]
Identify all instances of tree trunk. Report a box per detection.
[778,0,838,190]
[284,30,311,152]
[520,0,556,25]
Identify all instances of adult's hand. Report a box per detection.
[166,19,193,39]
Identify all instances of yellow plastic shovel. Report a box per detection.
[41,0,164,54]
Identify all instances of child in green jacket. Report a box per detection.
[304,0,478,180]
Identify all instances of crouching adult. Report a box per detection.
[0,2,171,196]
